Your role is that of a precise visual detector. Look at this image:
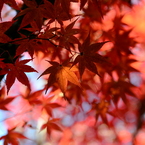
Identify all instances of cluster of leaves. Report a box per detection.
[0,0,145,144]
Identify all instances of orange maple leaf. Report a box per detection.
[72,33,109,78]
[92,100,110,124]
[38,61,81,94]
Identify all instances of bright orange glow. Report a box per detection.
[122,1,145,42]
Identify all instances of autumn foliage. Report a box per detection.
[0,0,145,144]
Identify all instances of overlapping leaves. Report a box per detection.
[0,0,143,144]
[57,19,80,50]
[15,0,45,30]
[72,33,109,78]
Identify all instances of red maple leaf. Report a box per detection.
[57,19,80,50]
[40,118,62,137]
[21,88,44,106]
[5,58,37,93]
[42,0,71,25]
[15,0,49,30]
[0,128,28,145]
[72,33,109,78]
[14,36,44,58]
[102,78,136,104]
[40,96,62,116]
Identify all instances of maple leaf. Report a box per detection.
[42,0,71,25]
[72,33,109,78]
[15,0,48,30]
[113,29,136,55]
[65,84,85,104]
[0,128,28,145]
[0,21,14,43]
[114,56,139,77]
[22,88,44,105]
[40,118,62,137]
[14,36,44,58]
[38,61,81,94]
[102,78,136,104]
[40,96,62,116]
[5,58,37,93]
[92,100,110,124]
[57,19,80,50]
